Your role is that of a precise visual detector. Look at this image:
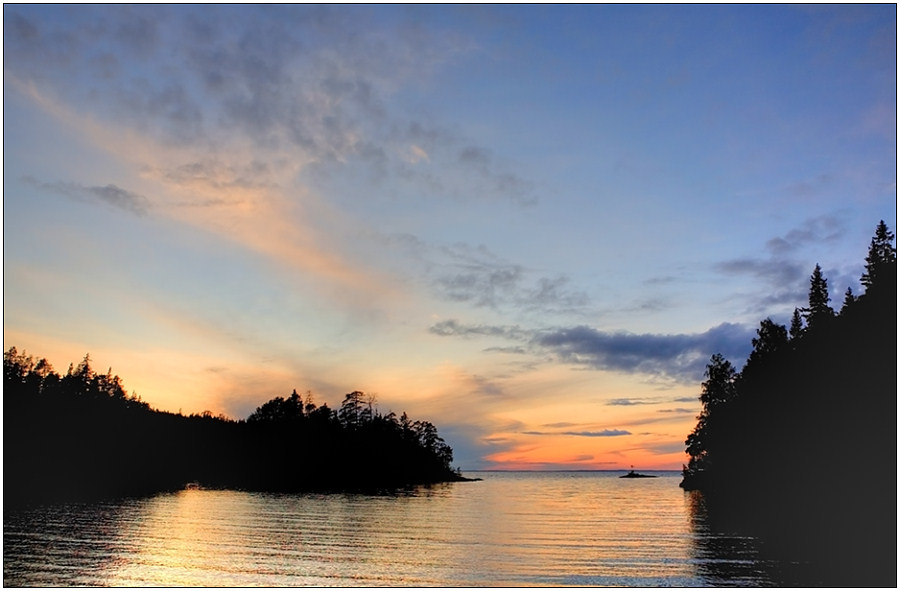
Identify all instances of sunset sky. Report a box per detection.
[4,5,896,469]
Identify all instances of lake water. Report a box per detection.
[4,471,785,587]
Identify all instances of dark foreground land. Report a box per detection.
[681,222,897,587]
[4,361,466,507]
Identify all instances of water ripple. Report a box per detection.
[4,472,777,586]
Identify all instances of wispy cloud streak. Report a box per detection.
[523,429,632,437]
[22,177,152,216]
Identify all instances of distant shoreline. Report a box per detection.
[461,468,681,476]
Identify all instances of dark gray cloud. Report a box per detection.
[523,429,631,437]
[606,398,655,406]
[429,318,755,382]
[23,177,151,216]
[534,323,754,381]
[656,407,695,414]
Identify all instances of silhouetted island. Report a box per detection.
[680,221,897,587]
[4,359,471,507]
[620,467,657,478]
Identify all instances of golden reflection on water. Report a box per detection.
[4,472,776,586]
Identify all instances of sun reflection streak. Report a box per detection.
[6,475,785,586]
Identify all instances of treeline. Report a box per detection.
[4,356,463,507]
[681,221,896,586]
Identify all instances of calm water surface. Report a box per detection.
[4,471,781,586]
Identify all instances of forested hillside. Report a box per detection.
[4,357,463,507]
[681,221,897,586]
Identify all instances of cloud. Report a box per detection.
[428,242,589,313]
[714,257,804,287]
[429,319,756,381]
[428,319,528,341]
[606,398,655,406]
[6,3,555,331]
[23,177,151,216]
[7,5,551,331]
[388,122,537,206]
[483,346,529,355]
[6,4,534,215]
[455,145,536,206]
[87,184,152,215]
[523,429,632,437]
[521,276,590,312]
[435,262,523,308]
[533,323,754,381]
[154,159,275,194]
[712,214,855,317]
[765,214,847,254]
[385,236,590,316]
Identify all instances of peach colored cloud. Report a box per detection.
[9,74,406,314]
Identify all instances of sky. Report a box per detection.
[3,4,896,470]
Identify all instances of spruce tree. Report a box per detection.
[860,220,896,292]
[789,308,804,340]
[840,286,855,314]
[804,264,833,329]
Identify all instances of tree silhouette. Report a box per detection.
[683,353,736,482]
[5,352,464,505]
[338,390,368,428]
[803,264,833,329]
[840,286,855,314]
[789,308,804,340]
[861,219,896,291]
[746,318,788,369]
[681,221,897,586]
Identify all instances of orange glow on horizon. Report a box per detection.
[483,435,689,471]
